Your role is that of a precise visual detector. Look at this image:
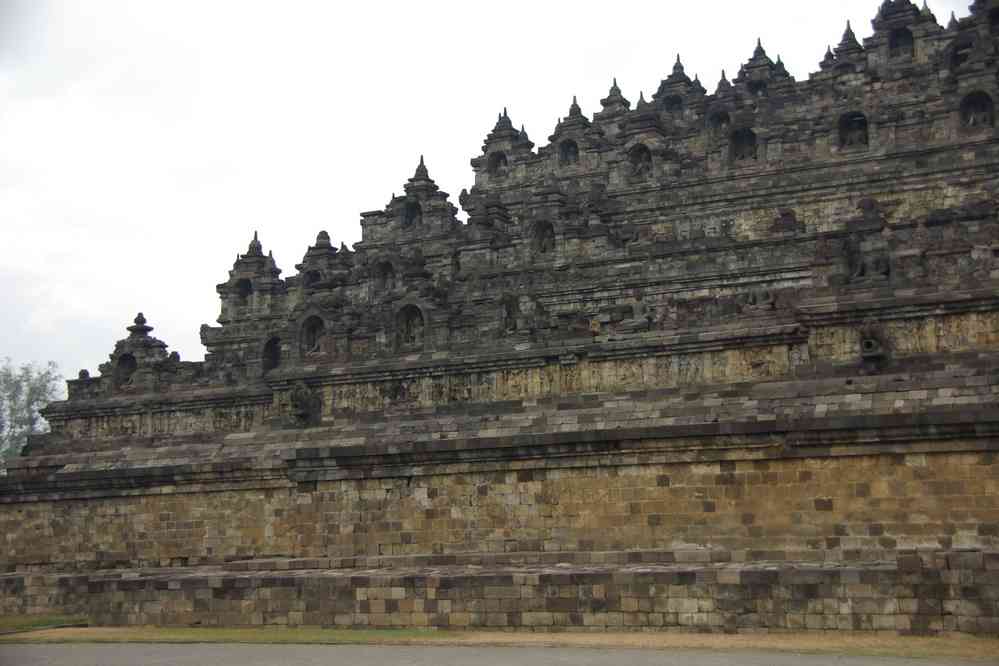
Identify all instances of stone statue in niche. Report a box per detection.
[532,222,556,255]
[526,296,552,334]
[497,294,552,340]
[616,292,654,333]
[397,305,425,350]
[301,317,326,356]
[403,201,423,228]
[288,381,322,428]
[961,92,994,129]
[731,129,758,162]
[744,289,776,312]
[498,296,522,335]
[844,124,867,147]
[771,208,805,234]
[578,181,617,228]
[854,198,887,230]
[840,113,869,148]
[488,151,509,176]
[654,299,680,330]
[850,247,891,283]
[966,106,992,128]
[607,224,640,249]
[628,145,653,178]
[375,262,397,291]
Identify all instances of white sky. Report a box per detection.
[0,0,972,379]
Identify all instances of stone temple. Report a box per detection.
[3,0,999,636]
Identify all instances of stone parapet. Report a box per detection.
[3,551,997,635]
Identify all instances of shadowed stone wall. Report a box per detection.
[3,450,997,572]
[3,0,999,635]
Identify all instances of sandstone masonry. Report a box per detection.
[3,0,999,635]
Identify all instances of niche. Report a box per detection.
[262,338,281,374]
[501,296,520,333]
[301,316,325,355]
[376,262,397,290]
[302,270,321,289]
[488,151,508,176]
[748,80,767,97]
[559,139,579,165]
[838,112,869,149]
[708,110,731,134]
[396,305,425,351]
[960,91,995,129]
[730,128,758,162]
[951,38,973,70]
[403,201,423,228]
[889,28,914,60]
[234,278,253,306]
[628,144,653,177]
[114,354,137,388]
[532,221,556,255]
[662,95,683,113]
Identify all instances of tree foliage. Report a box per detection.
[0,358,62,471]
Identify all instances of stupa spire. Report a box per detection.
[413,154,429,180]
[247,231,263,257]
[836,20,862,55]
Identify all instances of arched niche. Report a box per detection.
[838,112,870,149]
[708,110,731,134]
[300,316,325,355]
[747,80,767,97]
[730,128,758,162]
[500,295,520,333]
[302,270,322,289]
[627,143,653,177]
[403,201,423,228]
[961,91,995,129]
[262,337,282,374]
[558,139,579,165]
[532,221,556,256]
[950,38,974,70]
[234,278,253,306]
[114,354,137,388]
[662,95,683,113]
[889,28,914,60]
[376,261,397,291]
[396,305,425,351]
[487,151,508,176]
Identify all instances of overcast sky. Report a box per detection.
[0,0,972,380]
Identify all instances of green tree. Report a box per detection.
[0,358,62,472]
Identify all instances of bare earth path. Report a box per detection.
[1,644,996,666]
[0,644,983,666]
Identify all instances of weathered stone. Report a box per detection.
[3,0,999,636]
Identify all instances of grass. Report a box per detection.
[1,625,998,660]
[0,615,88,634]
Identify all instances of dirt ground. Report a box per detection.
[3,627,999,661]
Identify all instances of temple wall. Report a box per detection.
[3,450,996,573]
[5,1,999,637]
[47,307,999,442]
[5,552,998,633]
[811,312,999,362]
